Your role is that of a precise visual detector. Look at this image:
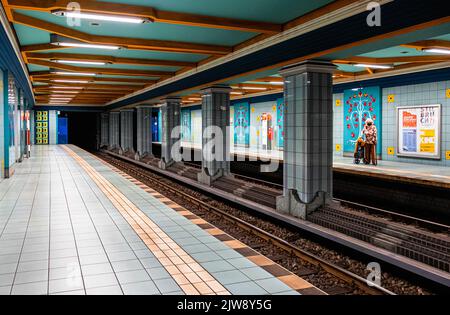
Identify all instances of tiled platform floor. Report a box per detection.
[0,145,319,295]
[334,157,450,187]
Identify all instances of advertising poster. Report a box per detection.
[276,98,284,148]
[343,86,382,155]
[233,102,250,147]
[181,109,191,142]
[397,105,441,159]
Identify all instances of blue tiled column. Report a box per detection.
[136,106,152,160]
[159,98,181,169]
[197,85,231,186]
[108,112,120,150]
[276,61,336,219]
[120,109,134,154]
[100,112,109,149]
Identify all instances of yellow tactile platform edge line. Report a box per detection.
[79,148,326,295]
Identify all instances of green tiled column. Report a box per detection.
[136,106,153,160]
[276,61,336,219]
[109,112,120,150]
[100,112,109,149]
[197,85,231,186]
[159,98,181,169]
[120,109,134,154]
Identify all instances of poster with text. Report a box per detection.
[397,104,441,159]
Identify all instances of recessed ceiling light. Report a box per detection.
[52,11,152,24]
[52,42,121,50]
[55,60,107,66]
[51,86,84,89]
[354,64,393,69]
[52,80,90,84]
[52,71,97,76]
[423,48,450,55]
[231,86,267,91]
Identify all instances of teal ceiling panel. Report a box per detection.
[97,0,334,23]
[16,9,254,46]
[13,23,50,46]
[28,64,49,72]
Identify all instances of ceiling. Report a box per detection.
[2,0,450,108]
[1,0,335,106]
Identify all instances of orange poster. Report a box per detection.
[402,111,417,128]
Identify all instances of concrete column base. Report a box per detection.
[276,190,331,220]
[197,168,228,186]
[159,158,174,170]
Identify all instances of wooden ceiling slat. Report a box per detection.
[25,52,197,68]
[27,59,173,77]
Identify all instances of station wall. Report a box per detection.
[170,74,449,166]
[333,80,450,166]
[0,69,32,179]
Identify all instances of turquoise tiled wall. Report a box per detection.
[333,80,449,165]
[381,80,450,166]
[333,93,344,157]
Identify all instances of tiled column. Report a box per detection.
[197,85,231,186]
[276,61,336,219]
[100,112,109,149]
[120,109,134,154]
[108,112,120,150]
[136,106,153,160]
[158,98,181,170]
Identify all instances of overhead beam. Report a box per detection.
[27,59,173,77]
[21,43,68,52]
[34,82,141,90]
[25,52,197,68]
[11,12,232,55]
[333,55,450,64]
[401,40,450,50]
[6,0,281,34]
[31,73,157,84]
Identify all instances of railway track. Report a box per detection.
[97,152,399,295]
[187,161,450,273]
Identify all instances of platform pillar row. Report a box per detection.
[159,98,181,170]
[276,60,336,220]
[136,106,153,160]
[197,85,231,186]
[100,112,109,149]
[108,112,120,150]
[120,109,134,155]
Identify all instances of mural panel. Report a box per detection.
[233,102,250,147]
[344,87,382,155]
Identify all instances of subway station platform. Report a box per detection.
[334,157,450,189]
[0,145,322,295]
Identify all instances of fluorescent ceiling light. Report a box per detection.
[188,98,202,101]
[55,60,107,66]
[354,64,393,69]
[52,71,97,76]
[231,86,267,91]
[52,80,90,84]
[268,81,284,85]
[423,48,450,55]
[230,92,243,95]
[53,42,121,50]
[53,11,151,24]
[51,86,84,89]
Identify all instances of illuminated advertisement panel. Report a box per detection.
[397,104,441,159]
